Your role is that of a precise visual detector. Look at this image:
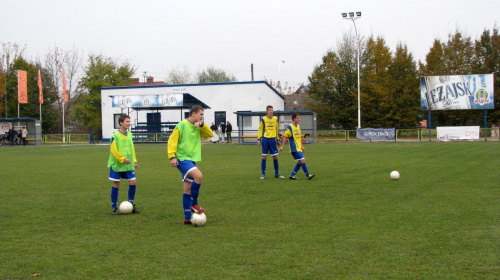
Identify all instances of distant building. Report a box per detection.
[284,85,311,110]
[130,76,167,86]
[100,81,285,141]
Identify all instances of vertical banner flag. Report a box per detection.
[38,69,44,104]
[18,70,28,104]
[62,69,68,102]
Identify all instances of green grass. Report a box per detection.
[1,142,499,279]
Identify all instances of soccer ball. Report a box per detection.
[119,201,133,214]
[191,213,207,226]
[390,171,400,180]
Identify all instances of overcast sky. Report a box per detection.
[1,0,498,88]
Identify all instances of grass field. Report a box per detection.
[1,142,499,279]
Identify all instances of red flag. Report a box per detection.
[38,69,44,104]
[18,70,28,104]
[62,69,68,102]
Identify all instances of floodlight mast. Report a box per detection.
[342,11,362,128]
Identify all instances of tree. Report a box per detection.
[195,66,237,83]
[72,54,135,135]
[3,57,60,131]
[473,26,500,125]
[308,33,361,128]
[165,66,193,84]
[387,43,420,127]
[308,33,421,128]
[361,36,393,127]
[43,45,83,131]
[265,79,297,95]
[0,42,26,118]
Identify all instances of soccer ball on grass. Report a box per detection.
[390,171,400,180]
[191,213,207,226]
[119,201,133,214]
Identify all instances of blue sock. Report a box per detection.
[292,163,301,176]
[261,159,266,175]
[191,182,201,206]
[302,163,310,176]
[274,160,279,174]
[128,184,136,204]
[183,193,192,220]
[111,187,119,209]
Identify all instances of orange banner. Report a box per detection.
[62,69,68,102]
[18,70,28,104]
[38,69,44,104]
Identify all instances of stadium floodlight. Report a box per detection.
[342,11,362,128]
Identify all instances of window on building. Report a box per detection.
[214,111,226,126]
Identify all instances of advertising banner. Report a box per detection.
[18,70,28,104]
[356,128,395,141]
[436,126,480,141]
[111,94,183,108]
[420,74,494,110]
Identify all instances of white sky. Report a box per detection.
[1,0,498,89]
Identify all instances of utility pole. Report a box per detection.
[251,63,254,81]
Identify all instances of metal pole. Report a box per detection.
[4,74,6,118]
[484,109,488,141]
[62,103,65,143]
[342,13,362,128]
[353,21,361,128]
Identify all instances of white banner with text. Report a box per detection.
[437,126,480,141]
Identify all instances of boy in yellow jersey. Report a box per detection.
[279,113,315,180]
[107,114,140,215]
[167,105,213,224]
[257,105,284,179]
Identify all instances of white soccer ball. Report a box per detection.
[191,213,207,226]
[119,201,133,214]
[390,171,400,180]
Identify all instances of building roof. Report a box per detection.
[102,80,284,100]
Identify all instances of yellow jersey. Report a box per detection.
[257,116,279,140]
[283,123,303,153]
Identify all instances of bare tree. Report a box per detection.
[63,45,83,104]
[0,42,26,117]
[44,45,83,130]
[165,66,192,84]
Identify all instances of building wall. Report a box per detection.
[100,81,284,140]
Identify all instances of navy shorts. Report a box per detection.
[261,138,279,156]
[177,160,197,182]
[291,151,305,161]
[109,168,136,181]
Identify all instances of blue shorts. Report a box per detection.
[109,168,136,181]
[177,160,197,182]
[291,152,305,161]
[261,138,279,156]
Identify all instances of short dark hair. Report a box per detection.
[266,105,273,110]
[292,113,300,120]
[118,114,130,124]
[190,105,204,115]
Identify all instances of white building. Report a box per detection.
[100,81,284,141]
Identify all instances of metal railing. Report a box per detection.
[37,128,500,145]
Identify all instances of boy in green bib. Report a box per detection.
[107,114,140,215]
[167,105,213,224]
